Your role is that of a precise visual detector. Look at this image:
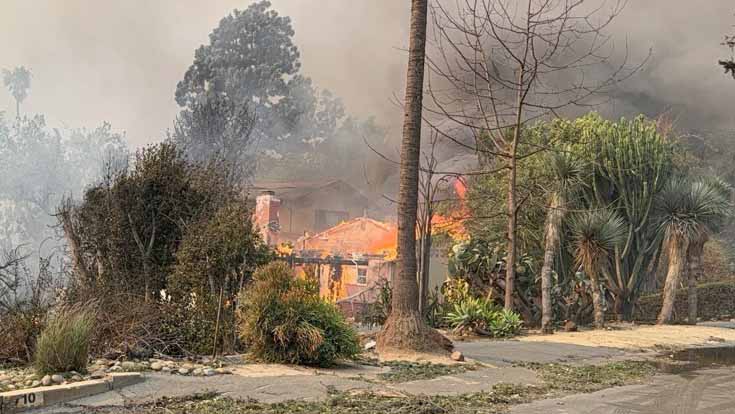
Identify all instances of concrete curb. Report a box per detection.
[0,373,143,413]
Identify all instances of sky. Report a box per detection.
[0,1,734,147]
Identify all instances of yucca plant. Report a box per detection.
[575,114,673,320]
[655,178,731,324]
[539,148,583,333]
[684,176,732,324]
[568,210,627,329]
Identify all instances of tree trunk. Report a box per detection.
[658,236,688,325]
[59,203,93,286]
[504,135,519,310]
[377,0,447,353]
[589,272,605,329]
[418,217,432,314]
[540,193,563,334]
[686,239,705,325]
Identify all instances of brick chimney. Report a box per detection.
[254,190,280,245]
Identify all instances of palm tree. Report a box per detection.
[377,0,445,353]
[568,210,626,329]
[656,178,731,324]
[2,66,32,118]
[540,151,582,333]
[685,177,731,324]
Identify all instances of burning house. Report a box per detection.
[250,179,371,244]
[251,176,466,318]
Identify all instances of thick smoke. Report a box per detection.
[0,0,733,144]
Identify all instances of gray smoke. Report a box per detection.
[0,0,733,145]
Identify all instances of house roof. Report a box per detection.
[249,179,368,203]
[301,216,394,242]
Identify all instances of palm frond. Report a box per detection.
[655,177,731,242]
[568,209,627,273]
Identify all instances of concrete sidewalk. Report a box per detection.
[30,340,636,413]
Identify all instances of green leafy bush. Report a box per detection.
[488,309,523,338]
[445,297,498,335]
[238,262,360,367]
[445,297,522,337]
[34,304,96,374]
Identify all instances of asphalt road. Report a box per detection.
[512,367,735,414]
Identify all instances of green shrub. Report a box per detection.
[34,304,96,374]
[488,309,523,338]
[445,297,522,337]
[445,297,498,335]
[238,262,360,367]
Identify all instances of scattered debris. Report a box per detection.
[451,351,465,362]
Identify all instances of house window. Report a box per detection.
[315,209,349,231]
[356,267,368,285]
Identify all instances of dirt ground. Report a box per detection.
[520,323,735,349]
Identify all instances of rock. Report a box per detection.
[192,368,203,376]
[204,368,216,377]
[25,380,33,386]
[161,367,172,373]
[121,361,137,371]
[364,340,377,351]
[7,384,16,390]
[182,363,195,370]
[90,370,107,379]
[450,351,465,362]
[0,374,10,382]
[178,368,190,375]
[151,362,163,371]
[51,374,64,384]
[563,320,578,332]
[108,365,123,372]
[71,374,83,381]
[41,375,52,386]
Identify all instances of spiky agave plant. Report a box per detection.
[655,177,731,324]
[568,209,627,328]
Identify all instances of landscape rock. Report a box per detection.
[204,368,216,377]
[193,368,203,376]
[450,351,465,362]
[90,370,107,379]
[108,365,123,372]
[364,340,377,351]
[178,368,190,375]
[41,375,52,386]
[51,374,64,384]
[151,362,163,371]
[161,366,172,373]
